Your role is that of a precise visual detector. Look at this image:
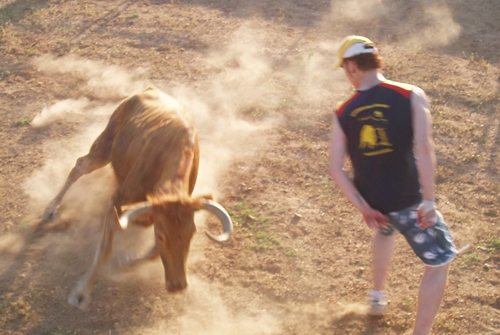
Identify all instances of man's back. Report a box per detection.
[336,80,421,214]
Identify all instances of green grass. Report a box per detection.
[0,3,16,26]
[437,315,458,333]
[18,220,29,229]
[228,202,259,225]
[484,237,500,253]
[254,231,280,248]
[458,253,481,267]
[0,0,39,27]
[229,201,280,250]
[403,298,415,306]
[14,117,32,127]
[301,139,313,150]
[467,53,491,70]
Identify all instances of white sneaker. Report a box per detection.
[368,290,388,316]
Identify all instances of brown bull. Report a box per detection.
[40,86,233,310]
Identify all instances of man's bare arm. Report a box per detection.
[412,86,438,228]
[328,115,386,228]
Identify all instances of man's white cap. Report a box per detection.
[334,35,378,69]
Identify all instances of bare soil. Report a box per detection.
[0,0,499,334]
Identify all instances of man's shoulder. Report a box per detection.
[336,91,361,117]
[380,80,415,98]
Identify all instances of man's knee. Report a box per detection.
[424,262,450,278]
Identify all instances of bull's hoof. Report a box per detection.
[68,285,91,310]
[40,204,58,222]
[166,281,188,293]
[111,253,139,270]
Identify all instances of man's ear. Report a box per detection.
[345,61,355,74]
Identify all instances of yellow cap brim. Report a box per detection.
[333,59,343,70]
[334,35,375,71]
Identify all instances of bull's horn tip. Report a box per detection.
[205,231,231,242]
[119,218,128,229]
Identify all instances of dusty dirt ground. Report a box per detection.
[1,0,499,334]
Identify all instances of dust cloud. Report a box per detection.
[323,0,461,53]
[7,2,466,333]
[328,0,388,21]
[171,25,282,193]
[31,97,90,128]
[403,4,461,49]
[31,54,151,99]
[141,276,280,335]
[17,24,298,335]
[24,120,116,207]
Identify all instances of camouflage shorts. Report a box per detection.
[379,203,457,267]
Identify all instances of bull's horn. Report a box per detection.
[202,199,233,242]
[118,201,152,229]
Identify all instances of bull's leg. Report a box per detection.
[41,137,112,221]
[68,203,117,310]
[112,244,160,270]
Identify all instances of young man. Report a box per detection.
[328,35,457,335]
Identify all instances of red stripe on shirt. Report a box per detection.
[379,82,412,99]
[336,92,361,117]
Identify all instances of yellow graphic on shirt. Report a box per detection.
[358,110,393,156]
[350,104,389,117]
[359,125,377,149]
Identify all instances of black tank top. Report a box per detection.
[336,80,422,214]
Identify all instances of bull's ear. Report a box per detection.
[190,196,207,211]
[114,207,121,227]
[118,201,153,229]
[190,194,214,211]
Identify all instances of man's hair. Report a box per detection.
[344,51,383,71]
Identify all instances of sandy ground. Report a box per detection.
[0,0,499,334]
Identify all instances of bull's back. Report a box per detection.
[108,87,197,202]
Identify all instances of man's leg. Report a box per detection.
[372,231,395,291]
[367,231,395,315]
[412,263,450,335]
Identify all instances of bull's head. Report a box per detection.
[116,195,232,292]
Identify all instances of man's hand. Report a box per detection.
[417,200,438,230]
[361,207,388,229]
